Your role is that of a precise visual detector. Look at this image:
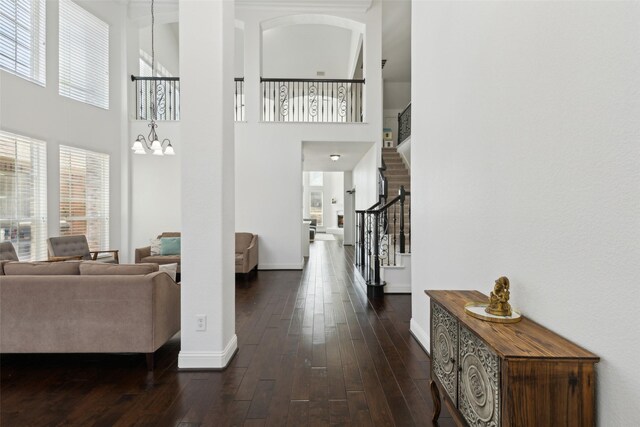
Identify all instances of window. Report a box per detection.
[0,0,46,85]
[310,190,323,227]
[59,145,109,251]
[59,0,109,109]
[0,130,47,261]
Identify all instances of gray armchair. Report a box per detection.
[47,235,119,263]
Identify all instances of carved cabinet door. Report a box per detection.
[458,326,501,427]
[431,302,458,405]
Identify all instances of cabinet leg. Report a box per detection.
[430,379,441,422]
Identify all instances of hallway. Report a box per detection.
[1,241,453,426]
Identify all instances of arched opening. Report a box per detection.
[260,15,365,123]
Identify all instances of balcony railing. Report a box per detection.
[261,78,364,123]
[398,102,411,144]
[131,75,181,121]
[132,75,246,122]
[131,76,364,123]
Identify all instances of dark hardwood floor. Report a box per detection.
[1,241,455,426]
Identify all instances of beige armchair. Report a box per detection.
[235,233,258,276]
[47,235,119,263]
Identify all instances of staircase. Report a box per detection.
[380,147,411,293]
[382,147,411,249]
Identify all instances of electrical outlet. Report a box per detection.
[196,315,207,331]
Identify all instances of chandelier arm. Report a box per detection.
[136,134,151,150]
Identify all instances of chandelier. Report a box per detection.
[131,0,175,156]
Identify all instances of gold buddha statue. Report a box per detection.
[486,276,512,316]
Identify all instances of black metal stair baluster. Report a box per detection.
[373,211,381,285]
[393,203,397,266]
[399,186,406,254]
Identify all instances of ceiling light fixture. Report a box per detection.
[330,154,340,161]
[131,0,175,156]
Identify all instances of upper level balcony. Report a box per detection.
[131,76,364,124]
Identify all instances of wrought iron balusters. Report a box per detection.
[398,102,411,144]
[261,78,364,123]
[354,186,410,289]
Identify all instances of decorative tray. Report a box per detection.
[464,301,522,324]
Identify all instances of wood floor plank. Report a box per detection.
[347,391,374,426]
[246,380,276,419]
[286,400,309,426]
[329,399,350,425]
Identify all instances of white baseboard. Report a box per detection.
[410,318,430,355]
[178,334,237,369]
[384,283,412,293]
[258,262,304,270]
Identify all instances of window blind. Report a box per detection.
[59,145,109,252]
[59,0,109,109]
[0,0,46,85]
[0,130,48,261]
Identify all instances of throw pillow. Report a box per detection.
[160,237,181,256]
[150,238,161,256]
[158,263,178,281]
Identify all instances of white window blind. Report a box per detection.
[59,0,109,109]
[0,130,48,261]
[0,0,46,85]
[59,145,109,252]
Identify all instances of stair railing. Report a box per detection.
[355,186,410,295]
[398,102,411,144]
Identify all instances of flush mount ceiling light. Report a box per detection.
[131,0,175,156]
[330,154,341,161]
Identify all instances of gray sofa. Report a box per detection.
[0,261,180,370]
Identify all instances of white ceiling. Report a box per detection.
[303,141,375,171]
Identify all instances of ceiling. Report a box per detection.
[381,0,411,83]
[302,141,375,171]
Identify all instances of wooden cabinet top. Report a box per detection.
[426,290,599,361]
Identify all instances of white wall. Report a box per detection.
[0,0,128,259]
[139,22,180,76]
[129,122,181,251]
[411,2,640,425]
[323,171,344,230]
[352,142,379,210]
[263,24,354,78]
[383,81,410,110]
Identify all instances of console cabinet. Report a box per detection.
[427,290,599,427]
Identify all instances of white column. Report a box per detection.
[178,0,236,369]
